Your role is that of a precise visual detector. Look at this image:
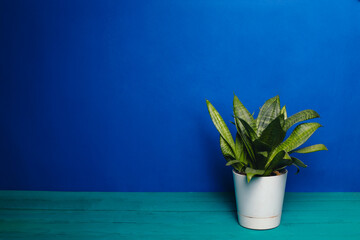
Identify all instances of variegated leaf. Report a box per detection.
[236,117,258,141]
[258,114,285,148]
[266,122,322,168]
[283,109,320,131]
[233,95,257,132]
[290,144,328,154]
[220,135,235,160]
[235,134,248,165]
[235,118,256,168]
[207,100,235,149]
[281,105,287,120]
[256,97,280,135]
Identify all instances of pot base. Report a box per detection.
[238,213,281,230]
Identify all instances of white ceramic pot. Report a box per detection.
[233,170,287,230]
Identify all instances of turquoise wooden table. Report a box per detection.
[0,191,359,239]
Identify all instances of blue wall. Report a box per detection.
[0,0,359,192]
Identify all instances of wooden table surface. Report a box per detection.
[0,191,359,239]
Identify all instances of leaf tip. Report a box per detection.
[233,94,239,102]
[246,175,251,183]
[313,110,320,118]
[206,100,213,110]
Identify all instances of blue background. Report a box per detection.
[0,0,359,192]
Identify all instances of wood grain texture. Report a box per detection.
[0,191,359,239]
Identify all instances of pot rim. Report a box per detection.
[232,169,288,178]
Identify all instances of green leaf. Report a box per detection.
[266,122,322,168]
[245,167,265,182]
[275,160,292,171]
[236,117,258,141]
[265,151,291,174]
[291,157,308,168]
[258,114,285,147]
[256,96,280,135]
[206,100,235,150]
[226,159,241,166]
[233,95,257,132]
[257,151,268,158]
[235,118,256,168]
[281,105,287,119]
[254,152,268,170]
[221,136,242,172]
[284,151,291,160]
[283,109,320,132]
[253,139,272,152]
[220,136,235,161]
[235,134,248,165]
[290,144,328,154]
[292,164,300,174]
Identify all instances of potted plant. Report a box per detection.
[206,95,327,230]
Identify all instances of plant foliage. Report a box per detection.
[206,95,327,182]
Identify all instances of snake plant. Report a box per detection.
[206,95,327,182]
